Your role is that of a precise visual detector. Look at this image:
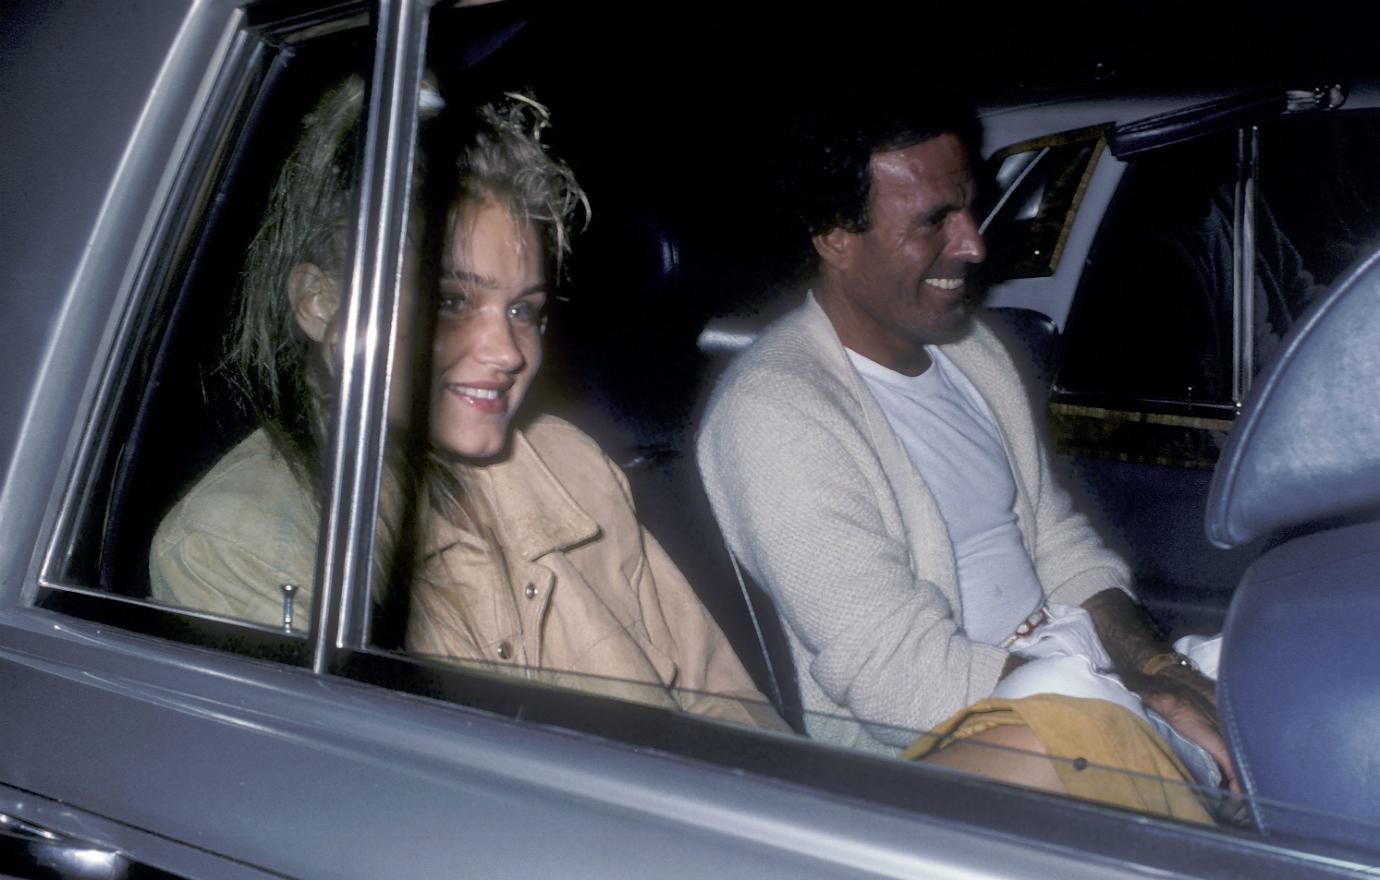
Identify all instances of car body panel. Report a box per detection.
[1,609,1216,880]
[3,2,1379,877]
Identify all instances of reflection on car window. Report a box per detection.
[48,24,370,638]
[1058,114,1380,411]
[1058,130,1241,406]
[1256,113,1380,306]
[981,127,1105,283]
[147,71,374,634]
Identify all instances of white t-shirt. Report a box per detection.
[848,346,1042,645]
[849,346,1223,786]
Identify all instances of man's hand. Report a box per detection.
[1081,588,1239,793]
[1125,666,1240,794]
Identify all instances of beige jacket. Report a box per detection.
[151,417,782,729]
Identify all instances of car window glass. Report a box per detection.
[1251,112,1380,368]
[1056,129,1238,406]
[981,128,1105,283]
[31,2,1380,857]
[1056,113,1380,411]
[42,22,369,644]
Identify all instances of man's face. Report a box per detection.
[815,133,986,374]
[427,194,546,460]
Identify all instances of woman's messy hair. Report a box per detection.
[457,91,590,280]
[229,76,588,489]
[224,75,588,644]
[231,75,375,489]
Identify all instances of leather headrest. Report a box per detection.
[1206,247,1380,548]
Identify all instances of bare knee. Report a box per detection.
[921,724,1066,795]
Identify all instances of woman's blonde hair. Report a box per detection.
[227,76,589,642]
[230,76,587,490]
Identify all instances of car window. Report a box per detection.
[25,2,1380,866]
[980,126,1107,284]
[1254,112,1380,310]
[1057,129,1240,408]
[1045,111,1380,473]
[38,14,369,654]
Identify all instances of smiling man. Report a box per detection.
[696,89,1234,800]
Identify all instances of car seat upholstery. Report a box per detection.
[1205,245,1380,852]
[535,207,803,721]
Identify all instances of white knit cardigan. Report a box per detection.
[697,294,1131,754]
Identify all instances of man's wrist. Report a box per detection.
[1081,588,1168,673]
[1141,651,1197,677]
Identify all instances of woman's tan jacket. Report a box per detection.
[151,416,782,730]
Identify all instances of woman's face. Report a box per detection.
[427,194,546,460]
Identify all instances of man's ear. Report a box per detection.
[812,226,856,272]
[287,262,341,343]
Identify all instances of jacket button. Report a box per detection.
[497,641,512,660]
[524,582,537,600]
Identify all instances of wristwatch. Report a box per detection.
[1141,651,1197,676]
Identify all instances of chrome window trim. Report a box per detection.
[35,9,253,602]
[310,0,432,671]
[1232,126,1260,407]
[246,0,367,42]
[30,2,385,658]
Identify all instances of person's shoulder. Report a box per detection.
[712,304,835,406]
[516,414,628,495]
[731,301,823,370]
[155,429,314,545]
[705,301,858,441]
[519,413,609,464]
[957,313,1016,358]
[515,414,638,525]
[942,314,1034,390]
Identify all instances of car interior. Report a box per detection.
[1205,243,1380,853]
[41,0,1380,855]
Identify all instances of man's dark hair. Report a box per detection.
[778,87,981,278]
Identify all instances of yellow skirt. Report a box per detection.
[902,694,1214,824]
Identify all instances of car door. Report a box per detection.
[2,2,1378,877]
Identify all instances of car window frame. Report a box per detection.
[9,4,1380,871]
[979,124,1109,284]
[29,1,385,664]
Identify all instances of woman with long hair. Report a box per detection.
[150,77,783,729]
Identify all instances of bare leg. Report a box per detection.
[921,724,1067,796]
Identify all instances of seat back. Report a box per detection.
[1205,245,1380,851]
[534,206,804,719]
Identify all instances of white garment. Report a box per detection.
[848,347,1224,786]
[697,294,1132,752]
[848,348,1043,645]
[995,604,1224,787]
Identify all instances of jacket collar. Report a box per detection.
[425,427,600,561]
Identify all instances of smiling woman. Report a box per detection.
[146,71,782,730]
[427,192,547,461]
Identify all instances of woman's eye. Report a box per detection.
[438,293,469,315]
[508,300,545,325]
